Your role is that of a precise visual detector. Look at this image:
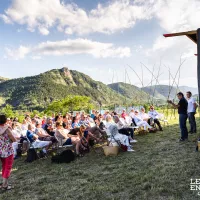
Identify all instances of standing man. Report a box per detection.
[168,92,188,141]
[186,91,197,134]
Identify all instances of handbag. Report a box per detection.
[25,148,39,163]
[111,134,128,152]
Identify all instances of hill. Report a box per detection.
[142,85,173,100]
[179,86,198,95]
[0,76,9,83]
[142,85,198,100]
[0,67,129,110]
[108,82,150,103]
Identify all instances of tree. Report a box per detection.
[0,104,14,117]
[45,95,94,114]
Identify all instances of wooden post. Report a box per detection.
[197,28,200,104]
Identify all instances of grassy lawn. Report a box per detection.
[1,117,200,200]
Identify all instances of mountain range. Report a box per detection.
[0,67,198,110]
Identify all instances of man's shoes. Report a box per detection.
[189,131,193,134]
[179,138,185,142]
[159,128,163,131]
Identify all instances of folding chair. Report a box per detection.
[25,135,41,161]
[54,134,74,153]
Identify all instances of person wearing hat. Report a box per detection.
[168,92,188,141]
[148,106,163,131]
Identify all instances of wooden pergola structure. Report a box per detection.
[163,28,200,102]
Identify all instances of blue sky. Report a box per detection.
[0,0,199,87]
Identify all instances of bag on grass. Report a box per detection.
[25,148,39,163]
[51,149,75,164]
[119,143,128,151]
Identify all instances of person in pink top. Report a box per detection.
[121,109,127,119]
[0,114,16,191]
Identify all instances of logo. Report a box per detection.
[190,179,200,196]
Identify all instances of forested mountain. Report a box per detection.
[0,67,197,110]
[0,67,131,110]
[0,76,9,83]
[108,82,149,103]
[142,85,198,100]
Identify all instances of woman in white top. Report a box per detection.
[11,122,21,158]
[140,108,150,122]
[21,119,28,131]
[133,110,152,131]
[55,122,80,146]
[105,115,134,152]
[129,109,135,119]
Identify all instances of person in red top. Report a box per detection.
[121,109,127,119]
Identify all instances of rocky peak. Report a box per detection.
[61,67,73,81]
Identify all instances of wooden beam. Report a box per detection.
[186,35,197,44]
[163,30,197,38]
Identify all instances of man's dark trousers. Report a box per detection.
[179,114,188,139]
[188,112,196,133]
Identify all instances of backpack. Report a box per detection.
[25,149,39,163]
[51,149,75,164]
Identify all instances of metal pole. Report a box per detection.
[197,28,200,104]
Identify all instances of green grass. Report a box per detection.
[1,117,200,200]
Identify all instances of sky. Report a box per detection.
[0,0,199,88]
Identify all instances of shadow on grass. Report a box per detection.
[1,118,200,200]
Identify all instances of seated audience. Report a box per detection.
[133,110,152,131]
[140,108,150,121]
[11,122,21,159]
[148,106,163,131]
[79,114,90,127]
[90,110,96,119]
[105,115,134,152]
[26,124,52,154]
[113,115,136,143]
[44,118,55,136]
[129,109,135,119]
[21,119,28,131]
[35,121,57,143]
[55,122,80,146]
[72,116,80,128]
[121,109,127,119]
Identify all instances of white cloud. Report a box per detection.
[0,14,12,24]
[142,0,199,85]
[38,26,50,35]
[5,39,131,59]
[0,0,155,35]
[155,0,200,33]
[1,0,200,37]
[5,46,30,60]
[31,56,41,60]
